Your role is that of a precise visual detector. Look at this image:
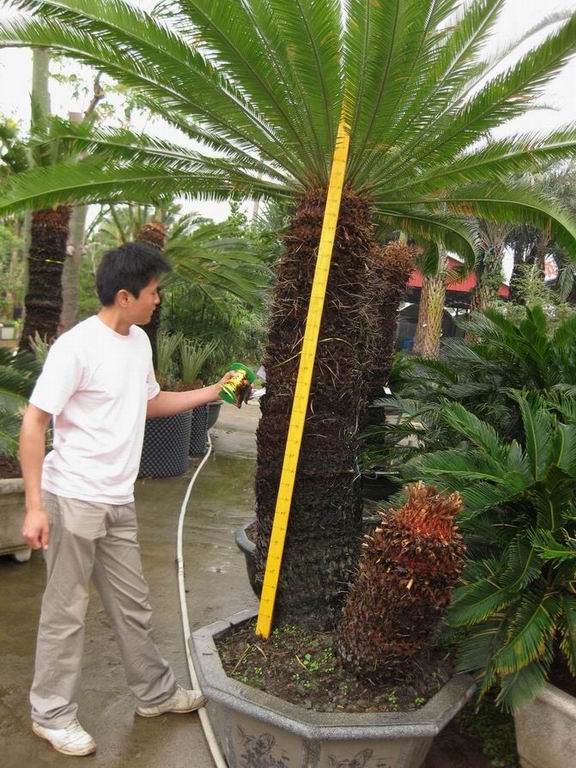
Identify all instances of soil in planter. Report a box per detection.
[0,455,21,479]
[217,618,453,714]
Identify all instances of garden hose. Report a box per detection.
[176,432,227,768]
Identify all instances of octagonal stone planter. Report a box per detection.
[514,683,576,768]
[0,478,31,562]
[191,609,475,768]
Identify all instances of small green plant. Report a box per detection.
[386,691,399,711]
[28,331,50,364]
[179,337,219,386]
[155,330,183,389]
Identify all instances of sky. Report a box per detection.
[0,0,575,227]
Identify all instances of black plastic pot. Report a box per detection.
[138,412,192,478]
[190,405,209,455]
[234,521,260,596]
[361,469,400,501]
[207,400,222,430]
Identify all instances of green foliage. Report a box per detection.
[458,694,519,768]
[392,306,576,446]
[155,330,183,389]
[0,347,40,457]
[179,338,219,386]
[1,2,576,257]
[401,393,576,710]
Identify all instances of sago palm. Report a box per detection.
[2,0,576,626]
[401,394,576,710]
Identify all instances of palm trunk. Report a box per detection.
[255,189,373,630]
[20,206,71,350]
[19,50,72,351]
[136,221,166,368]
[364,241,415,408]
[470,248,504,314]
[59,88,104,332]
[413,272,446,359]
[59,203,88,332]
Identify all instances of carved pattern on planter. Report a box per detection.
[237,727,290,768]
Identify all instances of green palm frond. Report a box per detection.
[390,12,576,179]
[456,619,503,677]
[0,158,291,216]
[531,529,576,563]
[492,589,560,677]
[511,392,555,482]
[33,119,290,183]
[502,534,542,593]
[496,658,551,711]
[559,595,576,675]
[373,128,576,197]
[552,423,576,477]
[441,401,508,462]
[448,574,514,627]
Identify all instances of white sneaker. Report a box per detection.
[136,685,206,717]
[32,719,96,756]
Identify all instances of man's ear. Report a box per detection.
[116,289,131,307]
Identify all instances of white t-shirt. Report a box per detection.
[29,315,160,504]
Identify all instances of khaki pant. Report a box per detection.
[30,492,177,727]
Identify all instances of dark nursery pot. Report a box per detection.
[234,521,260,597]
[139,411,192,478]
[361,469,399,502]
[190,405,209,455]
[207,400,223,430]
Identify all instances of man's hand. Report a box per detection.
[216,371,237,389]
[22,508,49,550]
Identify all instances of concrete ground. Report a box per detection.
[0,401,260,768]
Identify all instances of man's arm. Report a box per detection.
[146,373,235,419]
[20,404,52,550]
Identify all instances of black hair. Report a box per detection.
[96,242,171,306]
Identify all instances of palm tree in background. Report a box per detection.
[412,243,450,359]
[2,0,576,627]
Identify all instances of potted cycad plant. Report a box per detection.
[0,347,39,562]
[192,483,474,768]
[401,394,576,768]
[139,330,192,478]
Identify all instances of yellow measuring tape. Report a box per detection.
[256,117,351,639]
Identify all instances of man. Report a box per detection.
[19,242,233,757]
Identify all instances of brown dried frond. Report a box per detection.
[136,221,167,249]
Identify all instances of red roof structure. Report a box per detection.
[407,256,510,301]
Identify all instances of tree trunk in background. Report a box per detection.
[20,51,71,351]
[136,221,167,368]
[59,84,104,331]
[413,253,447,359]
[59,203,88,332]
[20,206,71,350]
[364,241,415,407]
[255,189,373,630]
[469,247,504,315]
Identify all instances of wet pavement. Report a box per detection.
[0,402,260,768]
